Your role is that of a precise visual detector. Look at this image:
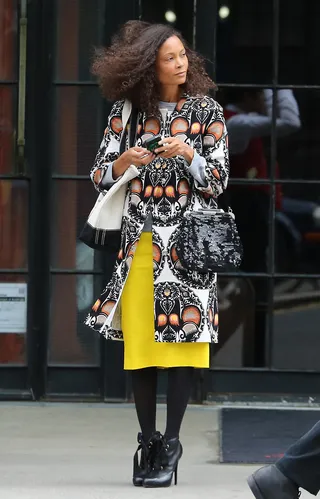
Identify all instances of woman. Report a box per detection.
[85,20,229,487]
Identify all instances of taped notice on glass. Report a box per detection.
[0,283,27,334]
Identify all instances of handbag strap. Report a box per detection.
[217,188,231,213]
[119,105,139,154]
[129,107,139,148]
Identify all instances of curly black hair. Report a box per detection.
[91,20,216,116]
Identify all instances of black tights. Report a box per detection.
[131,367,194,441]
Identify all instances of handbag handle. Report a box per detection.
[214,172,233,213]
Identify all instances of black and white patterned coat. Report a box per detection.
[85,95,230,344]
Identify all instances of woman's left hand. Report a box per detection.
[154,137,194,164]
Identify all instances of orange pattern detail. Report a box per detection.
[101,300,116,315]
[209,308,213,323]
[144,118,160,135]
[169,314,179,326]
[131,179,142,193]
[214,313,219,327]
[212,169,221,180]
[171,246,179,263]
[92,299,101,312]
[153,244,161,263]
[165,186,175,198]
[154,186,164,198]
[182,306,201,325]
[177,179,190,195]
[110,116,123,134]
[191,122,201,134]
[158,314,168,327]
[171,118,189,136]
[207,121,224,141]
[93,170,102,185]
[144,185,153,197]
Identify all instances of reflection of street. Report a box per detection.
[276,198,320,275]
[214,278,320,370]
[273,305,320,370]
[220,88,302,367]
[275,279,320,308]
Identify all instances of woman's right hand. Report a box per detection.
[113,147,155,179]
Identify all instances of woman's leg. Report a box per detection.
[142,367,194,487]
[165,367,194,438]
[131,367,158,441]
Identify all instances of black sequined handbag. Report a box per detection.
[175,194,243,274]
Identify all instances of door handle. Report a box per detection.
[15,0,28,175]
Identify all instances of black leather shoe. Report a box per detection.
[132,433,149,486]
[143,436,183,488]
[132,431,165,486]
[247,465,300,499]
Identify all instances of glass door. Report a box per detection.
[0,0,30,398]
[45,0,139,400]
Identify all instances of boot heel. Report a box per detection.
[174,464,178,485]
[143,436,183,488]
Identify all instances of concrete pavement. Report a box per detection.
[0,403,314,499]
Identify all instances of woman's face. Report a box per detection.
[156,35,188,87]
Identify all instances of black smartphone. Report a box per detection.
[142,134,162,153]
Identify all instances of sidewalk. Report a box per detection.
[0,403,312,499]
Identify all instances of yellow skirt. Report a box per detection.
[121,232,210,370]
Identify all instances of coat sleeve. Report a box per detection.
[90,100,125,193]
[195,99,230,197]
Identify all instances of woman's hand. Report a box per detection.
[113,147,155,179]
[154,137,194,164]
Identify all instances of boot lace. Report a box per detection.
[147,432,169,471]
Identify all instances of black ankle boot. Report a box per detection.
[132,432,164,486]
[143,436,183,488]
[132,433,149,486]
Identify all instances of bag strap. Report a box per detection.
[119,100,139,154]
[216,176,233,213]
[217,189,230,212]
[129,107,139,148]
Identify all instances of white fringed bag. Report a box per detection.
[79,100,139,250]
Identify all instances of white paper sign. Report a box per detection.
[0,283,27,334]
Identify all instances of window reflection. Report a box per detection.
[54,0,105,81]
[51,180,101,270]
[275,186,320,275]
[0,0,17,81]
[279,1,320,85]
[0,87,16,174]
[216,0,273,83]
[213,277,269,368]
[52,87,103,174]
[277,90,320,181]
[49,274,101,365]
[273,278,320,369]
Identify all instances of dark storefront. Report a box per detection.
[1,0,320,401]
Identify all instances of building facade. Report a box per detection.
[1,0,320,401]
